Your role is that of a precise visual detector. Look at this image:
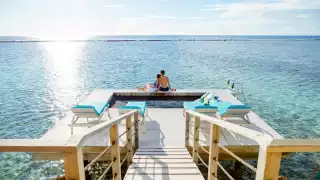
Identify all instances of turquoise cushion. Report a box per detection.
[119,102,147,116]
[217,102,251,116]
[74,101,109,116]
[183,101,218,111]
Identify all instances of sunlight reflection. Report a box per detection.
[41,42,86,109]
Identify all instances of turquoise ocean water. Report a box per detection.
[0,36,319,179]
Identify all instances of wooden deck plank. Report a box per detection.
[135,152,190,155]
[124,174,205,180]
[221,128,258,146]
[133,158,194,163]
[134,155,193,159]
[126,168,201,174]
[130,163,198,168]
[137,149,188,152]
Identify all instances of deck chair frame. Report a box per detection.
[69,106,111,135]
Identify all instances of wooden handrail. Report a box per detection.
[217,161,235,180]
[267,139,320,152]
[0,139,76,152]
[186,110,320,180]
[0,110,140,180]
[84,145,112,171]
[78,110,138,147]
[185,110,273,146]
[218,143,257,172]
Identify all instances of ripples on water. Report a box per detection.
[0,37,319,179]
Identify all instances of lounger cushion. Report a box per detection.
[74,101,109,116]
[217,102,250,116]
[183,101,219,111]
[119,102,147,116]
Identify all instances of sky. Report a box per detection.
[0,0,319,39]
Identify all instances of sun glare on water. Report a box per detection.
[41,41,87,108]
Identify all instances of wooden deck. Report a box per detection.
[37,89,283,160]
[124,147,205,180]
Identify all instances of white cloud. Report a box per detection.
[296,14,309,19]
[120,17,151,22]
[149,15,177,19]
[203,0,320,19]
[104,4,125,8]
[187,17,205,20]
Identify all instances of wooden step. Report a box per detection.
[130,162,198,168]
[135,152,190,155]
[124,174,205,180]
[134,155,192,159]
[126,167,201,174]
[133,158,194,163]
[136,149,188,152]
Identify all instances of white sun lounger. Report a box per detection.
[69,90,112,135]
[118,102,147,134]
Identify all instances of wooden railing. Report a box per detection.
[185,110,320,180]
[0,110,140,180]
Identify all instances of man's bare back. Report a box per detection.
[159,76,169,88]
[159,70,170,91]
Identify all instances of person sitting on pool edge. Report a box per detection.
[153,74,161,88]
[158,70,171,91]
[136,74,161,91]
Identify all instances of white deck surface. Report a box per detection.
[40,89,283,147]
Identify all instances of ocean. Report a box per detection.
[0,35,319,179]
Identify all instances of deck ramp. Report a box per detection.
[124,147,204,180]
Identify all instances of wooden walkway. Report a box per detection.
[124,147,204,180]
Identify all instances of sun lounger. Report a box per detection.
[216,102,251,118]
[118,102,147,134]
[183,93,251,121]
[69,90,112,135]
[183,93,219,115]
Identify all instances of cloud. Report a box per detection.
[296,14,309,19]
[104,4,125,8]
[149,15,177,19]
[187,17,205,20]
[202,0,320,19]
[120,17,152,22]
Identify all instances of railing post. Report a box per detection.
[134,111,140,149]
[126,116,133,166]
[192,116,200,164]
[185,112,190,147]
[263,152,282,180]
[110,124,121,180]
[63,147,85,180]
[208,124,220,180]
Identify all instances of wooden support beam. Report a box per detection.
[263,152,282,180]
[134,112,140,149]
[185,112,190,147]
[126,116,133,166]
[208,124,220,180]
[0,139,75,153]
[63,147,85,180]
[267,139,320,152]
[109,124,121,180]
[192,116,200,164]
